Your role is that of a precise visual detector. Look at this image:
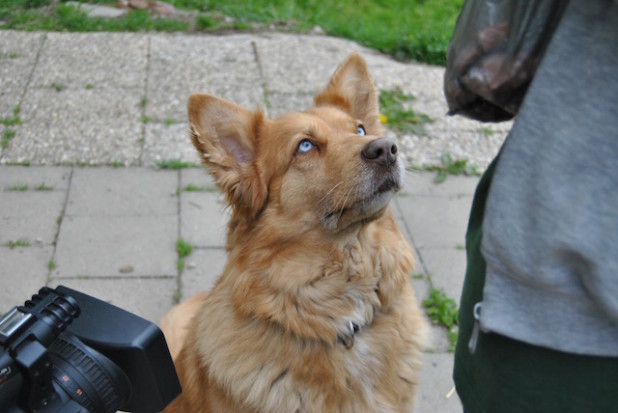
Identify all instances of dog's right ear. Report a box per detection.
[188,94,267,217]
[314,53,382,134]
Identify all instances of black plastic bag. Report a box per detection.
[444,0,569,122]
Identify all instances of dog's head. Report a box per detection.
[188,53,403,237]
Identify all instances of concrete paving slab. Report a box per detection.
[65,167,177,217]
[396,195,473,249]
[48,277,177,324]
[0,31,43,115]
[141,122,201,167]
[7,87,143,165]
[0,166,70,243]
[0,246,53,312]
[180,166,227,250]
[253,33,367,94]
[405,125,506,170]
[402,172,479,198]
[420,247,467,304]
[0,166,71,191]
[0,191,65,245]
[53,215,177,278]
[425,323,455,354]
[180,166,214,187]
[363,53,444,99]
[180,191,228,248]
[146,33,264,122]
[264,91,316,119]
[0,86,25,126]
[29,32,148,91]
[417,353,463,413]
[180,247,227,300]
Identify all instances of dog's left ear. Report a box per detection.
[314,53,382,133]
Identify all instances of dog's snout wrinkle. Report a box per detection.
[361,138,398,167]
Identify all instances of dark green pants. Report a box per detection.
[453,157,618,412]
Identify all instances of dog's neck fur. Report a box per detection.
[222,208,413,348]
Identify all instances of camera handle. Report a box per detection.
[0,288,81,411]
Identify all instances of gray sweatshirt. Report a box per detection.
[479,0,618,357]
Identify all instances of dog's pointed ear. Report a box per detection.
[188,94,267,217]
[314,53,382,133]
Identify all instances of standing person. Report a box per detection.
[449,0,618,411]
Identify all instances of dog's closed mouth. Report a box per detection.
[376,176,400,194]
[324,176,401,226]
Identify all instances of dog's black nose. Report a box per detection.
[361,138,398,167]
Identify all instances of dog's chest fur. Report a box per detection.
[188,221,422,413]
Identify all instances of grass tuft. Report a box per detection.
[423,286,458,330]
[414,153,482,183]
[7,239,30,248]
[156,159,201,170]
[422,286,459,352]
[379,88,432,135]
[183,184,218,193]
[176,238,193,274]
[35,183,54,191]
[7,184,28,191]
[51,81,66,92]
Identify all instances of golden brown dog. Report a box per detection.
[160,53,427,413]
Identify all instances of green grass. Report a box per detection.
[1,106,21,149]
[422,286,459,352]
[156,159,201,170]
[172,0,463,65]
[0,0,463,65]
[183,184,218,193]
[0,106,22,127]
[7,184,29,191]
[2,129,16,149]
[379,88,432,135]
[6,183,54,191]
[478,126,495,136]
[7,239,30,248]
[51,81,66,92]
[35,183,54,191]
[177,238,193,258]
[176,238,193,274]
[1,3,187,32]
[423,286,458,329]
[5,161,30,166]
[415,153,482,183]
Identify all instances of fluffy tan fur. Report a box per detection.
[161,53,427,413]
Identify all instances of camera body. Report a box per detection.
[0,286,181,413]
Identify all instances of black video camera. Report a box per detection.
[0,286,181,413]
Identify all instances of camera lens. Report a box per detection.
[48,334,131,413]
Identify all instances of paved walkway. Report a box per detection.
[0,29,507,412]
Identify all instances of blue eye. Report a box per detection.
[297,139,315,153]
[357,125,366,136]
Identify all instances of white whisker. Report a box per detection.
[336,187,353,222]
[318,181,344,206]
